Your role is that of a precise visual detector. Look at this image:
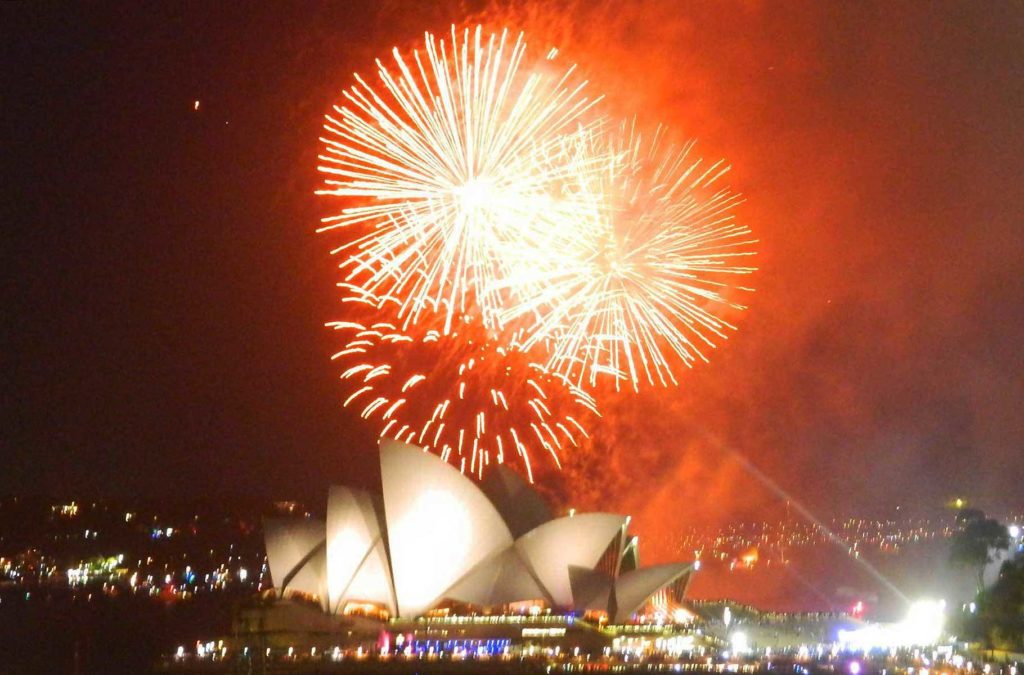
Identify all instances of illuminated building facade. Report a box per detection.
[264,440,695,623]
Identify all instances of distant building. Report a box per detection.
[263,439,696,624]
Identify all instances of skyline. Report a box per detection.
[3,0,1023,561]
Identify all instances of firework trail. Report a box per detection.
[327,299,599,482]
[317,25,601,335]
[508,120,758,391]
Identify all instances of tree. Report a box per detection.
[958,556,1024,654]
[984,557,1024,651]
[950,509,1011,595]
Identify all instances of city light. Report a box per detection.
[837,599,946,650]
[730,631,749,654]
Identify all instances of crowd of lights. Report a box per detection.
[659,514,988,568]
[318,25,757,477]
[167,606,1000,675]
[0,499,268,604]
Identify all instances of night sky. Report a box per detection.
[3,2,1022,546]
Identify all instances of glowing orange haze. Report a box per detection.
[324,2,1024,594]
[317,18,758,497]
[452,0,1024,565]
[342,1,787,543]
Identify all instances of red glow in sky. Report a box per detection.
[3,1,1022,574]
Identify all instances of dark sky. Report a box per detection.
[3,2,1022,541]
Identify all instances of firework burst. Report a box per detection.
[509,121,758,390]
[316,25,759,479]
[317,25,601,334]
[328,301,599,482]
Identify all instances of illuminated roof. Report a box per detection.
[262,441,695,620]
[264,518,328,609]
[569,566,614,612]
[379,439,513,618]
[325,486,395,615]
[480,464,553,538]
[613,562,695,623]
[442,546,548,607]
[515,513,627,608]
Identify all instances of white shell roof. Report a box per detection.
[515,512,626,608]
[263,518,327,607]
[480,465,553,538]
[613,562,694,623]
[379,439,514,618]
[441,546,548,607]
[569,566,614,611]
[325,485,395,615]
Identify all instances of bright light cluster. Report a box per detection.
[318,24,757,476]
[837,599,947,650]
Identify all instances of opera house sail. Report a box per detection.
[263,440,695,623]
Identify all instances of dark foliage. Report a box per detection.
[950,510,1010,594]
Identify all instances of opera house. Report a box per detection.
[261,439,696,633]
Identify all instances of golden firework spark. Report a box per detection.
[317,27,760,477]
[509,121,758,390]
[317,25,601,335]
[328,301,599,482]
